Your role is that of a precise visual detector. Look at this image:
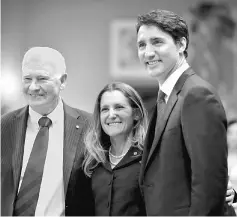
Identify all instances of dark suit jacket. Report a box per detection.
[140,68,228,216]
[91,146,146,216]
[1,102,94,216]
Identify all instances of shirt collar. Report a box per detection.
[28,107,42,126]
[28,98,64,126]
[160,60,190,102]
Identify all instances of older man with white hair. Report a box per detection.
[1,47,94,216]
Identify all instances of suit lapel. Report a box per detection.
[63,104,84,195]
[139,106,157,179]
[144,68,195,170]
[12,106,28,190]
[145,93,178,167]
[103,146,142,171]
[115,146,142,169]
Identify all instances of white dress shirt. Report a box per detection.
[160,60,190,103]
[18,99,65,216]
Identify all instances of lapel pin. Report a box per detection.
[134,152,137,155]
[76,125,80,129]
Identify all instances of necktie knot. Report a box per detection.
[157,90,166,103]
[38,117,52,128]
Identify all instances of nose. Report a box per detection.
[108,108,116,118]
[28,80,40,91]
[144,45,155,59]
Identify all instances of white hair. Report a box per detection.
[22,47,66,76]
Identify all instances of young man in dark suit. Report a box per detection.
[1,47,94,216]
[136,9,228,215]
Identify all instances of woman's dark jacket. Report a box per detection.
[91,146,146,216]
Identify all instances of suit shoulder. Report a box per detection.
[181,74,220,99]
[181,77,226,121]
[76,108,92,117]
[180,73,226,112]
[186,73,216,90]
[76,108,92,120]
[1,107,26,124]
[64,104,92,120]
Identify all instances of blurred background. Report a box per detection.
[1,0,237,197]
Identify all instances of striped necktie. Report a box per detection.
[14,116,52,216]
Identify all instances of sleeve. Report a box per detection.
[181,86,228,215]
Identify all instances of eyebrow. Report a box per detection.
[140,36,164,42]
[151,37,164,41]
[22,74,50,79]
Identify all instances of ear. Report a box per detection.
[178,37,187,54]
[59,74,67,90]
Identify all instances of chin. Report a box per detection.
[29,103,44,110]
[29,99,49,109]
[107,132,119,137]
[148,70,159,78]
[148,67,164,77]
[108,131,123,138]
[29,98,45,104]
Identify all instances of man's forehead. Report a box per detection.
[22,63,62,79]
[22,68,50,75]
[137,26,171,42]
[24,60,55,70]
[23,61,55,73]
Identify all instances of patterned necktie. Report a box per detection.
[155,90,166,133]
[14,117,52,216]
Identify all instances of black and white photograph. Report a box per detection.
[1,0,237,216]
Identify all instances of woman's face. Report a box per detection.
[100,90,135,140]
[227,123,237,150]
